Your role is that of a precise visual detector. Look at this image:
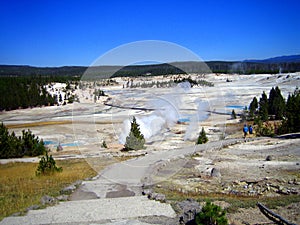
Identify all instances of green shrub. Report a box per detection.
[231,110,237,119]
[195,201,228,225]
[101,140,107,148]
[196,127,208,145]
[36,151,62,176]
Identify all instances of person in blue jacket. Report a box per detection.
[243,124,248,138]
[249,125,253,135]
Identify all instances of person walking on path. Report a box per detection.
[243,124,249,139]
[249,125,253,135]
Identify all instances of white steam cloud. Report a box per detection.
[119,82,209,144]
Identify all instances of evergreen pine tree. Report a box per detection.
[124,116,145,151]
[231,109,237,119]
[280,88,300,133]
[275,86,285,119]
[0,122,11,158]
[259,91,269,121]
[196,127,208,144]
[268,86,285,119]
[249,96,258,119]
[36,151,63,176]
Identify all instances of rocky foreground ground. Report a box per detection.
[1,136,299,225]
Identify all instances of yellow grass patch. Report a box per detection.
[6,121,73,129]
[0,159,100,220]
[5,120,118,129]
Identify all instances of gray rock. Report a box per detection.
[10,212,22,217]
[148,192,166,202]
[73,180,82,187]
[211,168,221,177]
[26,205,40,211]
[60,185,76,195]
[142,189,152,196]
[56,195,69,201]
[106,189,135,198]
[291,188,298,194]
[40,195,57,206]
[60,180,82,195]
[177,199,202,224]
[266,155,273,161]
[56,144,63,151]
[278,188,291,195]
[155,193,166,202]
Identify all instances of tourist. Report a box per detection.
[243,124,248,138]
[249,125,253,135]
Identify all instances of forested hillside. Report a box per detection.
[0,76,79,111]
[1,55,300,78]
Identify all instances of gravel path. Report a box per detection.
[1,196,174,225]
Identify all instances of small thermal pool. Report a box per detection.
[44,140,82,147]
[226,105,245,109]
[177,118,190,123]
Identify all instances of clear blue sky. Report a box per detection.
[1,0,299,66]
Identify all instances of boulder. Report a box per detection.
[56,195,69,201]
[211,168,221,177]
[40,195,57,206]
[266,155,273,161]
[60,180,82,195]
[148,192,166,202]
[142,189,152,196]
[177,199,202,224]
[60,185,76,195]
[26,205,40,211]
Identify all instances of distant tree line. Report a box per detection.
[129,76,214,88]
[0,65,85,77]
[246,86,300,135]
[113,62,300,77]
[112,63,187,77]
[206,61,300,74]
[173,77,214,87]
[1,61,299,79]
[0,123,46,159]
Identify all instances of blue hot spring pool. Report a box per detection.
[177,118,190,123]
[44,140,82,147]
[226,105,245,109]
